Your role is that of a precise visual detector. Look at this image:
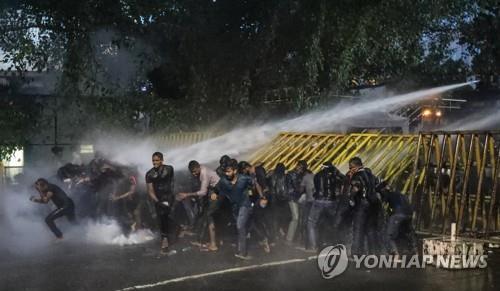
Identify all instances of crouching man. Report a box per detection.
[30,178,76,240]
[377,181,418,256]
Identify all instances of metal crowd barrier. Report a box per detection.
[409,131,500,238]
[250,131,500,239]
[153,131,220,149]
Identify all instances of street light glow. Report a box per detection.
[422,109,432,117]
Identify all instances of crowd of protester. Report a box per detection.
[28,151,417,260]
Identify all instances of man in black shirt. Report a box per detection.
[145,152,175,254]
[306,162,345,252]
[94,161,120,219]
[267,163,289,241]
[30,178,76,240]
[347,157,380,255]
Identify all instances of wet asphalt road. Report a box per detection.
[1,236,499,291]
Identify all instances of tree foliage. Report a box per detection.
[0,0,496,160]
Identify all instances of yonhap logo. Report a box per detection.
[317,244,349,279]
[316,244,487,278]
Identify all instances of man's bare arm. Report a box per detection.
[113,183,137,201]
[31,191,52,203]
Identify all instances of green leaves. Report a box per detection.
[0,96,37,161]
[0,0,488,141]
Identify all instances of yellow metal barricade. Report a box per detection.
[251,132,417,191]
[408,131,500,237]
[153,131,220,149]
[251,131,500,239]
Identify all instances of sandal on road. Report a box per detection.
[200,245,219,252]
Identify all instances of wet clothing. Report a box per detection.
[286,201,300,242]
[314,166,344,201]
[216,174,253,208]
[300,172,315,202]
[195,197,221,242]
[249,166,273,244]
[385,191,413,216]
[307,199,337,250]
[44,184,76,238]
[113,172,139,233]
[297,171,314,247]
[349,167,378,205]
[285,170,303,242]
[348,167,381,255]
[93,170,118,218]
[192,166,221,242]
[267,170,290,240]
[47,184,73,209]
[146,165,174,202]
[307,166,345,249]
[155,202,176,239]
[45,202,76,238]
[286,170,303,202]
[235,205,253,256]
[386,213,417,254]
[250,199,271,243]
[194,166,220,197]
[299,201,312,247]
[384,190,417,254]
[146,165,175,239]
[217,174,254,256]
[351,198,371,255]
[268,171,288,202]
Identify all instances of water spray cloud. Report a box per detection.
[91,82,474,172]
[441,104,500,131]
[164,82,474,169]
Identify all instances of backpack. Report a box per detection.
[271,173,288,201]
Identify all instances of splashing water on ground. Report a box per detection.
[82,219,155,246]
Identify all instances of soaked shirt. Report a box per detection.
[385,191,413,215]
[145,165,174,200]
[349,167,378,204]
[300,171,315,202]
[194,165,220,197]
[47,183,72,208]
[217,174,253,207]
[286,170,303,201]
[314,166,344,201]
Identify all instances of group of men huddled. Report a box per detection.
[29,151,417,260]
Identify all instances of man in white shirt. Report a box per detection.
[177,160,220,251]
